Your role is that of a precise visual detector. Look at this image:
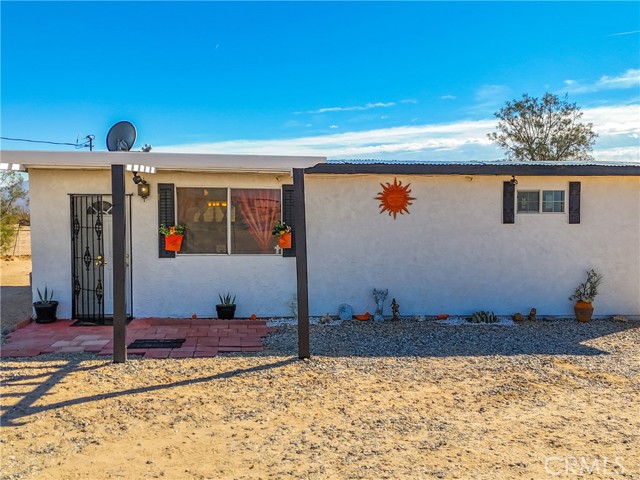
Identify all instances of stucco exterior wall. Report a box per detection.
[29,168,298,319]
[304,174,640,317]
[28,168,640,319]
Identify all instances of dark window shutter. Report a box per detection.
[503,181,515,224]
[158,183,176,258]
[282,184,296,257]
[569,181,581,224]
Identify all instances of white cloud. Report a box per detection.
[606,30,640,37]
[329,125,338,129]
[307,102,396,114]
[562,69,640,94]
[582,104,640,136]
[155,104,639,163]
[475,84,510,101]
[440,95,456,100]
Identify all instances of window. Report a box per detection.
[517,190,565,214]
[517,191,540,213]
[176,187,281,254]
[542,190,565,213]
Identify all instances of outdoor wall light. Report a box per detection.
[510,175,518,185]
[130,170,149,200]
[125,164,155,201]
[137,180,150,200]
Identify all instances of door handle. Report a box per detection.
[95,255,108,266]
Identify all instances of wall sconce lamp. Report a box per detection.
[126,164,156,201]
[137,180,150,200]
[510,175,518,186]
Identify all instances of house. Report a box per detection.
[3,150,324,321]
[303,160,639,317]
[2,151,640,322]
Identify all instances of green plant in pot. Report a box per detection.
[569,269,603,322]
[216,292,236,320]
[33,287,59,324]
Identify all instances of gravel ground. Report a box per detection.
[2,317,639,479]
[266,316,640,362]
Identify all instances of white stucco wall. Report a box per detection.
[28,167,640,319]
[29,168,298,319]
[304,174,640,317]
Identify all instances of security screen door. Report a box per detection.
[70,194,131,323]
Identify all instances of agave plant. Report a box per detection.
[468,310,499,323]
[218,292,236,305]
[36,287,55,305]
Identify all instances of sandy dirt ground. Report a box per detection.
[1,258,639,479]
[1,257,33,340]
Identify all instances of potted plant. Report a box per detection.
[272,220,292,249]
[569,269,604,322]
[216,292,237,319]
[33,287,59,324]
[159,224,186,252]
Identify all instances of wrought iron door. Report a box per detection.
[71,194,131,322]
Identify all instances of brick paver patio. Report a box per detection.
[1,318,275,359]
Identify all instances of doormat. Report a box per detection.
[72,317,133,327]
[128,339,186,349]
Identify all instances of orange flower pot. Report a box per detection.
[574,301,594,323]
[164,234,184,252]
[278,233,292,249]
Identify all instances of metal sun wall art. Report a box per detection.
[375,177,415,219]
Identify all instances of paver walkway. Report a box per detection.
[0,318,275,359]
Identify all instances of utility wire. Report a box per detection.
[0,136,93,149]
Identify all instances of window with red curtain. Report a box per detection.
[175,187,281,255]
[231,189,280,254]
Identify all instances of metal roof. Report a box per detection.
[307,159,640,176]
[326,158,640,167]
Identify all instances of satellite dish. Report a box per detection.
[106,121,137,151]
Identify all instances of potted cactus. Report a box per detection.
[33,287,59,324]
[216,292,236,320]
[569,269,603,322]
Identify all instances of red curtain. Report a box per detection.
[234,189,280,252]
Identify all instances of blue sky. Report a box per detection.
[2,1,639,161]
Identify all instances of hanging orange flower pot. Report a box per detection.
[164,234,184,252]
[278,233,292,249]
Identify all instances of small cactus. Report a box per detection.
[468,311,499,323]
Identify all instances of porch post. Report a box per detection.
[111,165,127,363]
[293,168,310,359]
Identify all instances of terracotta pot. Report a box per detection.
[574,301,594,323]
[278,233,292,249]
[164,234,184,252]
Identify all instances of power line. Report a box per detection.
[1,135,94,150]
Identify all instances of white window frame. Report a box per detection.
[541,190,565,213]
[517,190,540,214]
[517,189,565,214]
[175,186,283,256]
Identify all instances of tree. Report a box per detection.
[488,93,597,161]
[1,171,28,254]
